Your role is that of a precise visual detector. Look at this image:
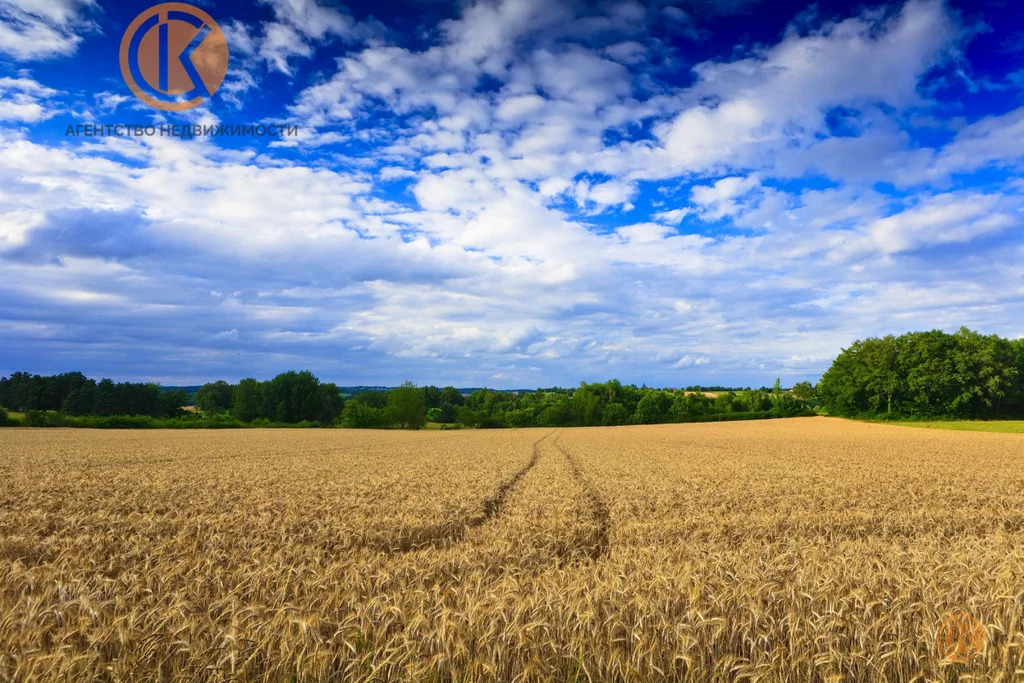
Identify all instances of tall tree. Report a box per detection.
[819,328,1023,419]
[231,378,262,423]
[386,381,427,429]
[160,389,189,418]
[94,379,118,416]
[196,381,234,414]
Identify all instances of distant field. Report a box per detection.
[885,420,1024,433]
[6,411,23,421]
[1,418,1022,680]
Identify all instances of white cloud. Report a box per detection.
[261,22,313,74]
[0,76,59,121]
[254,0,361,75]
[586,179,636,208]
[2,0,1024,387]
[378,166,417,181]
[259,0,352,41]
[657,0,956,175]
[690,175,761,221]
[0,0,94,60]
[930,107,1024,178]
[604,40,646,65]
[865,193,1018,255]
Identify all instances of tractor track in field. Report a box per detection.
[554,435,610,561]
[472,431,552,526]
[369,430,555,552]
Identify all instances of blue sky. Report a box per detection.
[0,0,1022,388]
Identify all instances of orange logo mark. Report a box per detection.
[937,614,986,662]
[119,3,229,111]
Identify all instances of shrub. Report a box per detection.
[770,394,814,418]
[24,410,44,427]
[20,410,72,427]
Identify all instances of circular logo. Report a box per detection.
[119,3,229,111]
[937,615,986,662]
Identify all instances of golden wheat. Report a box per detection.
[1,418,1022,681]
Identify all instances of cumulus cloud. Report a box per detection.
[865,193,1019,254]
[255,0,361,75]
[929,107,1024,178]
[656,0,957,176]
[0,76,59,121]
[2,0,1024,386]
[0,0,95,60]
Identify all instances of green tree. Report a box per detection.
[634,390,671,424]
[61,385,97,416]
[538,393,572,427]
[791,381,817,403]
[436,402,458,423]
[440,386,465,406]
[714,392,743,413]
[94,378,118,416]
[601,402,630,426]
[456,405,479,427]
[669,392,710,420]
[948,327,1018,418]
[741,389,772,412]
[771,394,810,417]
[341,402,386,428]
[354,390,387,408]
[505,408,536,427]
[231,378,262,422]
[316,383,345,423]
[570,383,604,426]
[386,381,427,429]
[260,371,325,423]
[160,389,189,418]
[422,385,442,409]
[819,328,1022,419]
[1011,338,1024,414]
[196,381,233,414]
[863,335,901,414]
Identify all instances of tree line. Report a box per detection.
[0,371,813,428]
[241,377,810,428]
[817,327,1024,419]
[0,372,190,419]
[4,327,1018,428]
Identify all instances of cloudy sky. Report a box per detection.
[0,0,1022,388]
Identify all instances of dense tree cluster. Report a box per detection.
[0,371,347,426]
[0,372,187,418]
[226,371,345,424]
[338,381,431,429]
[817,328,1024,418]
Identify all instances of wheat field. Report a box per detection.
[1,417,1023,681]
